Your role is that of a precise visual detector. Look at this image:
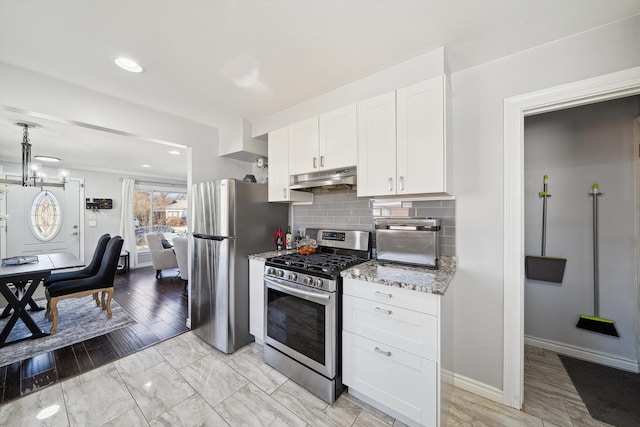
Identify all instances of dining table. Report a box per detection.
[0,252,83,347]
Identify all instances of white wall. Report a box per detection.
[254,16,640,392]
[451,16,640,389]
[524,97,639,360]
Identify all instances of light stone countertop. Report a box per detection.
[340,255,456,295]
[247,249,298,261]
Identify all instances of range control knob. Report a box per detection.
[314,278,323,288]
[266,268,275,275]
[303,276,313,285]
[275,270,284,278]
[288,273,298,281]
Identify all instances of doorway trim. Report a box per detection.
[503,66,640,409]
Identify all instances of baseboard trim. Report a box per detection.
[525,335,639,373]
[185,318,191,329]
[452,373,504,404]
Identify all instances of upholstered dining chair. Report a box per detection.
[45,236,124,334]
[145,232,178,279]
[45,233,111,286]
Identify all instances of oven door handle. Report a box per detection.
[265,277,331,305]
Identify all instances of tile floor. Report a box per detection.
[0,334,614,427]
[0,267,188,403]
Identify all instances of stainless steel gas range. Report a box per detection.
[263,228,371,404]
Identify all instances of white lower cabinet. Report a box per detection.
[343,278,445,427]
[343,331,437,425]
[248,258,265,342]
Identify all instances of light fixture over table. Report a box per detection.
[0,122,67,189]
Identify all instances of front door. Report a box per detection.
[4,179,82,259]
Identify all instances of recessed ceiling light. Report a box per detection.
[114,57,145,73]
[34,156,61,163]
[168,150,181,155]
[141,164,151,168]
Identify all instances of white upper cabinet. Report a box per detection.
[289,105,357,176]
[288,117,319,176]
[268,127,290,202]
[268,127,312,203]
[357,92,397,197]
[357,75,449,197]
[319,104,357,172]
[396,76,445,195]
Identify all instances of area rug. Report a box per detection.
[559,354,640,427]
[0,297,136,367]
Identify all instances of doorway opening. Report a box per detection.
[503,67,640,409]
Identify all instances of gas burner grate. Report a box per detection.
[267,253,365,276]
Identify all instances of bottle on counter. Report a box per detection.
[274,228,285,251]
[285,226,292,250]
[294,230,302,249]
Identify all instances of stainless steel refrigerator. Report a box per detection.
[191,179,288,353]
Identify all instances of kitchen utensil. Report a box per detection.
[576,184,619,337]
[525,175,567,283]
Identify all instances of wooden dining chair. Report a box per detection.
[45,236,124,334]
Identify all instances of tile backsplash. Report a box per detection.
[292,190,455,256]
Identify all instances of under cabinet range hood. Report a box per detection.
[289,168,356,190]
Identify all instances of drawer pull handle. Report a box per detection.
[374,347,392,357]
[375,307,392,315]
[374,291,392,298]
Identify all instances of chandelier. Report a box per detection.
[0,122,67,189]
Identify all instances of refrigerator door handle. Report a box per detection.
[193,233,226,241]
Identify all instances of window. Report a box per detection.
[134,190,187,249]
[30,190,62,241]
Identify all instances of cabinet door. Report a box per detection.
[396,76,445,194]
[357,92,397,197]
[289,117,319,175]
[343,331,437,426]
[248,259,265,342]
[319,104,357,171]
[268,128,291,202]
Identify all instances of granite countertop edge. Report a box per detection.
[248,249,298,261]
[340,255,457,295]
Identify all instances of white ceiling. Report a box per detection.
[0,110,188,180]
[0,0,639,178]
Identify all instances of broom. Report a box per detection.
[576,184,619,337]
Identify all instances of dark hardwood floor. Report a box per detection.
[0,266,189,404]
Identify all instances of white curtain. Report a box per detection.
[119,178,136,266]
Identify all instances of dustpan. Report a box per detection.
[525,175,567,283]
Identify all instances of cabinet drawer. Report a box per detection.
[343,331,436,426]
[344,295,437,361]
[343,278,439,315]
